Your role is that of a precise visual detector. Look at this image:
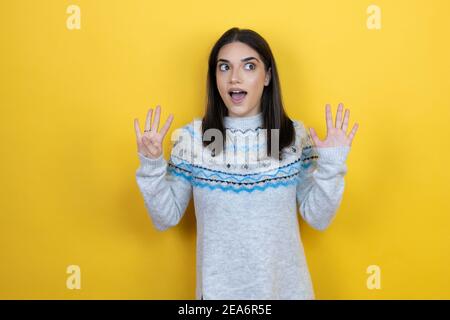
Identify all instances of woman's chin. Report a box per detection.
[227,105,254,117]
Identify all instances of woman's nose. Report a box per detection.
[230,69,242,83]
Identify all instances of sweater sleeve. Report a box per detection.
[295,121,351,231]
[135,126,194,231]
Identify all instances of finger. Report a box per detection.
[347,123,359,145]
[134,118,142,141]
[326,104,333,130]
[335,103,343,129]
[159,114,174,139]
[151,104,161,132]
[145,108,153,133]
[342,109,350,132]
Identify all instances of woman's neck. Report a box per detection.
[223,111,263,130]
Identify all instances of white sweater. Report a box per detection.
[136,112,350,299]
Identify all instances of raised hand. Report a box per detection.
[134,105,174,159]
[309,103,359,148]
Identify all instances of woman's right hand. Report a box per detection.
[134,105,174,159]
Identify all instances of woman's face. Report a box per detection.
[216,41,271,118]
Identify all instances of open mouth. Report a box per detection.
[228,90,247,104]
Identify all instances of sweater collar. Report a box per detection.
[223,112,264,130]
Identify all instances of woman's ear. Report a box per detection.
[264,67,271,86]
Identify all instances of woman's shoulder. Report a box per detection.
[290,119,319,168]
[168,117,203,162]
[291,119,314,150]
[170,117,201,140]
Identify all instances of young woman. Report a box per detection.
[133,27,358,300]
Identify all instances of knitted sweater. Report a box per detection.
[135,112,350,300]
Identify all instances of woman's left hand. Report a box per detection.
[309,103,359,148]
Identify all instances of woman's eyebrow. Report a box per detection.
[217,57,260,64]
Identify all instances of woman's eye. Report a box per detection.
[245,63,255,70]
[219,64,229,71]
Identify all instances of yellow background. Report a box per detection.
[1,0,449,299]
